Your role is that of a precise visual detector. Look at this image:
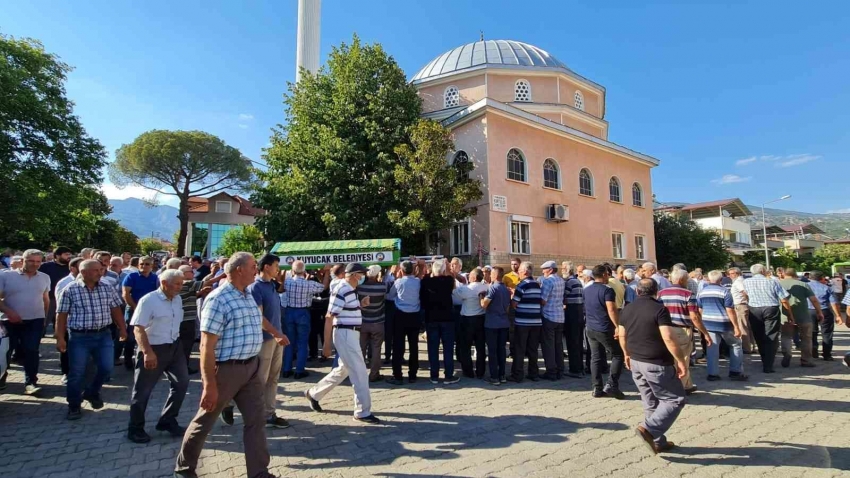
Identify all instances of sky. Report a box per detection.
[4,0,850,213]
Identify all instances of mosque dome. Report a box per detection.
[411,40,570,83]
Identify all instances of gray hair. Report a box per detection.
[79,259,101,271]
[166,258,182,270]
[159,269,184,284]
[178,265,193,274]
[432,258,447,276]
[811,270,825,281]
[110,257,124,266]
[623,268,636,281]
[562,261,574,275]
[520,261,534,277]
[670,268,689,285]
[642,262,657,274]
[366,265,381,278]
[728,267,741,275]
[672,263,687,272]
[451,257,463,268]
[225,252,254,275]
[292,260,306,275]
[22,249,44,260]
[750,264,766,275]
[636,278,659,297]
[707,270,723,284]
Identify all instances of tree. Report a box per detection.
[89,219,140,254]
[807,244,850,274]
[254,35,422,243]
[215,225,264,257]
[0,34,110,248]
[109,130,253,255]
[654,214,730,270]
[389,120,482,252]
[139,238,165,256]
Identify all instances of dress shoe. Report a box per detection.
[729,372,749,381]
[304,390,322,412]
[127,428,152,444]
[386,377,404,385]
[83,393,104,410]
[294,371,310,379]
[781,355,791,368]
[354,414,381,424]
[265,415,291,429]
[800,361,816,368]
[156,421,187,437]
[173,470,199,478]
[592,389,606,398]
[220,406,234,425]
[66,407,82,420]
[685,386,698,395]
[281,371,294,378]
[635,426,657,455]
[707,375,721,381]
[657,441,677,453]
[603,387,625,399]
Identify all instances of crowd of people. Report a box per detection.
[1,247,848,477]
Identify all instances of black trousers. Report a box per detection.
[179,320,196,366]
[541,319,565,377]
[129,341,189,431]
[384,300,396,361]
[748,306,782,371]
[457,314,486,378]
[511,325,541,381]
[486,327,508,379]
[586,328,624,391]
[564,306,584,374]
[308,307,325,358]
[392,311,421,379]
[812,309,835,358]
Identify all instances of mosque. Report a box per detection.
[296,0,660,267]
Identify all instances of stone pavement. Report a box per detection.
[1,329,849,478]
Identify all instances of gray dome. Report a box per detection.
[411,40,569,82]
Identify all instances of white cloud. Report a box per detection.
[736,156,758,166]
[238,113,254,121]
[736,153,821,168]
[100,183,179,206]
[711,174,751,185]
[238,124,249,129]
[826,208,850,214]
[777,154,820,168]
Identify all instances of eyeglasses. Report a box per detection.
[141,263,153,266]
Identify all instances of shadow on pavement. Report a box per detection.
[663,441,850,470]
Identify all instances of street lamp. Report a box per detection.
[762,195,791,270]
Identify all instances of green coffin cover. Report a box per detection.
[270,238,401,269]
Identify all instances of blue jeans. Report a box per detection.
[67,329,114,408]
[426,322,455,379]
[707,329,743,376]
[5,318,44,385]
[283,308,311,373]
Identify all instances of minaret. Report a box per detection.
[295,0,321,82]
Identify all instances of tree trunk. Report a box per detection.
[176,193,190,256]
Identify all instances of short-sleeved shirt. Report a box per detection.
[453,281,489,317]
[608,278,626,309]
[744,275,790,307]
[55,274,76,299]
[657,286,698,328]
[388,275,421,313]
[328,281,361,326]
[730,277,747,305]
[201,282,263,361]
[284,276,326,308]
[583,282,616,333]
[357,281,387,323]
[57,280,123,330]
[512,278,543,326]
[130,289,183,345]
[179,280,203,322]
[696,284,735,333]
[38,261,70,297]
[651,273,673,291]
[248,277,283,340]
[808,281,836,311]
[122,271,160,306]
[0,270,50,321]
[484,282,511,329]
[620,296,675,366]
[779,278,815,324]
[539,275,565,323]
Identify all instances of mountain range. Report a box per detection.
[108,198,180,240]
[739,205,850,239]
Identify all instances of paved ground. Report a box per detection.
[1,329,849,478]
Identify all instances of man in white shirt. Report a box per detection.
[127,269,189,444]
[453,268,489,378]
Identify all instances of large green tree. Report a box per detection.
[654,213,730,270]
[216,225,264,257]
[109,130,253,254]
[254,35,482,250]
[0,34,110,248]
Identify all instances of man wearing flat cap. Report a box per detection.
[304,263,380,424]
[539,261,566,380]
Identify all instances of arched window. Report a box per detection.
[574,90,584,111]
[543,158,560,189]
[579,168,594,196]
[444,86,459,108]
[632,182,644,207]
[515,79,532,102]
[609,177,621,202]
[506,148,526,182]
[452,150,470,180]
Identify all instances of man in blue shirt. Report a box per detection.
[583,264,624,398]
[509,262,543,383]
[121,257,160,370]
[697,271,746,381]
[481,266,510,385]
[809,271,843,360]
[386,260,423,384]
[539,261,566,380]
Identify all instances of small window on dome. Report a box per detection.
[515,80,532,102]
[444,86,460,108]
[574,90,584,111]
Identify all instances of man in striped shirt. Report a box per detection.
[509,261,543,383]
[356,265,387,382]
[657,269,711,394]
[561,262,584,378]
[697,271,746,381]
[305,263,379,424]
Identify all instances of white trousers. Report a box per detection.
[309,328,372,418]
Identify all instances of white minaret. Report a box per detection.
[295,0,321,82]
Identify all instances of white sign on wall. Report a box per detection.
[492,195,508,212]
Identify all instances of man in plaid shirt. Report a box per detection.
[55,260,127,420]
[281,261,330,378]
[539,261,566,380]
[744,264,793,373]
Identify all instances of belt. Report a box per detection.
[69,325,111,334]
[287,306,311,309]
[334,324,361,331]
[216,355,257,365]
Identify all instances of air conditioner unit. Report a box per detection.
[547,204,569,222]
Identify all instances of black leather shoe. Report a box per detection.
[127,428,152,444]
[281,371,294,378]
[156,421,187,437]
[304,390,323,412]
[294,371,310,379]
[354,414,381,424]
[67,407,82,420]
[781,355,791,368]
[83,393,104,410]
[174,470,198,478]
[220,406,235,425]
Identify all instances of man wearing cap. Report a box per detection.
[304,263,380,424]
[539,261,566,380]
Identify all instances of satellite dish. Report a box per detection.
[721,210,732,217]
